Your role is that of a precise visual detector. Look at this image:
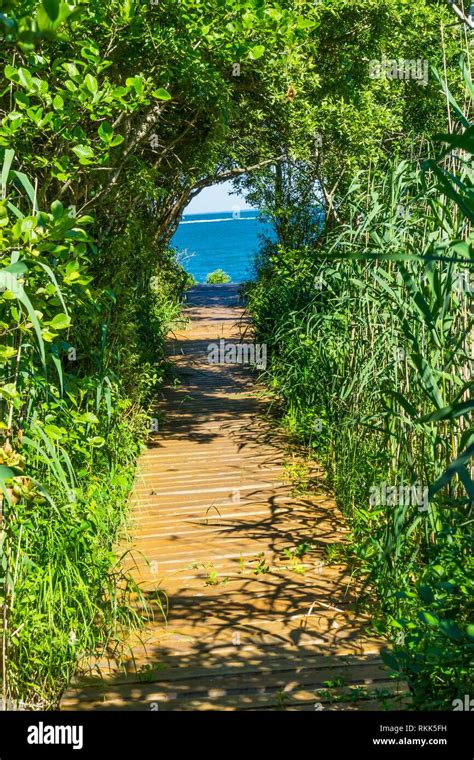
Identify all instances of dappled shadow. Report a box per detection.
[63,569,406,710]
[60,284,407,712]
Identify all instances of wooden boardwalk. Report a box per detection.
[62,284,406,711]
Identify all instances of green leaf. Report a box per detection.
[49,313,71,330]
[126,76,144,95]
[0,383,18,401]
[298,18,316,29]
[42,0,60,21]
[0,465,15,506]
[23,428,68,498]
[44,424,65,440]
[389,390,418,419]
[98,121,113,141]
[439,620,464,641]
[72,144,94,160]
[17,68,33,90]
[0,204,9,227]
[265,8,283,21]
[419,611,439,627]
[0,465,14,482]
[152,88,172,101]
[419,398,474,424]
[249,45,265,61]
[0,345,16,361]
[4,64,18,82]
[429,443,474,499]
[52,1,78,28]
[52,94,64,111]
[109,134,124,147]
[36,261,69,316]
[0,262,45,366]
[36,7,55,32]
[14,92,30,108]
[431,66,470,129]
[11,170,36,207]
[50,346,64,397]
[79,412,99,424]
[85,74,98,94]
[51,199,64,219]
[88,436,105,448]
[1,148,14,199]
[418,585,434,605]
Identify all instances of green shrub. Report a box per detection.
[0,155,184,708]
[206,269,231,284]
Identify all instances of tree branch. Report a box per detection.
[445,0,474,28]
[77,101,167,213]
[188,154,285,200]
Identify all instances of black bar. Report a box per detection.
[0,710,471,758]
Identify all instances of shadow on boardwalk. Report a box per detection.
[61,285,407,711]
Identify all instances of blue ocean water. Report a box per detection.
[171,210,274,283]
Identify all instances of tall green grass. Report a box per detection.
[248,63,473,709]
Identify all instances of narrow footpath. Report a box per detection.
[62,284,406,711]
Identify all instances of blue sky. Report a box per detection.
[184,180,254,214]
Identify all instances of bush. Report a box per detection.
[0,156,185,708]
[206,269,231,284]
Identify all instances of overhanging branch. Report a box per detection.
[188,154,286,200]
[445,0,474,28]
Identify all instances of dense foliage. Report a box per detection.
[247,58,473,708]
